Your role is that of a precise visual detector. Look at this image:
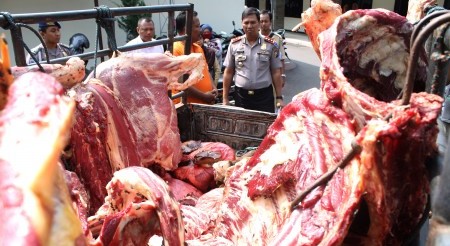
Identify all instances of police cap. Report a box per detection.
[38,21,61,31]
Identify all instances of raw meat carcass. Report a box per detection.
[292,0,342,59]
[11,57,85,89]
[173,164,216,192]
[186,8,440,246]
[68,52,205,214]
[319,9,428,105]
[0,72,85,245]
[181,141,236,165]
[161,171,203,206]
[352,93,441,245]
[83,8,439,246]
[175,141,236,192]
[87,166,184,246]
[64,169,91,238]
[197,88,361,245]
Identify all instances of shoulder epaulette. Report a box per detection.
[264,36,276,45]
[231,36,243,43]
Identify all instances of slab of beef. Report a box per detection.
[185,8,440,245]
[11,57,85,89]
[0,72,85,245]
[175,141,236,192]
[161,171,203,206]
[68,53,205,214]
[194,88,362,245]
[181,141,236,165]
[352,92,442,244]
[306,7,440,244]
[87,166,184,245]
[63,169,91,239]
[319,8,427,103]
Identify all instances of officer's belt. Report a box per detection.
[235,85,272,96]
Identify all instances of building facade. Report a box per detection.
[1,0,448,65]
[247,0,447,30]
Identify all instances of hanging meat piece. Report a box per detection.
[319,9,428,104]
[187,8,440,245]
[67,52,205,214]
[352,92,442,245]
[0,72,85,245]
[292,0,342,59]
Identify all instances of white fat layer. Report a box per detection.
[347,15,377,32]
[241,116,304,180]
[350,20,407,90]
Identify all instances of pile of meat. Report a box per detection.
[0,1,444,245]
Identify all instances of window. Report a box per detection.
[245,0,259,8]
[342,0,372,12]
[285,0,303,18]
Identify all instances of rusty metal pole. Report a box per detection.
[181,3,194,105]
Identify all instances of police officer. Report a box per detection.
[260,9,287,87]
[222,7,283,113]
[26,21,72,65]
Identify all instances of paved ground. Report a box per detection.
[281,31,321,103]
[285,31,313,48]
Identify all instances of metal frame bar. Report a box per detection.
[402,11,450,105]
[0,4,194,65]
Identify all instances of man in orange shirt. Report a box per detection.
[172,11,217,104]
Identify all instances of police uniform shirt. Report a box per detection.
[223,35,281,90]
[26,43,72,65]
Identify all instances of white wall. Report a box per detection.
[174,0,245,34]
[372,0,395,10]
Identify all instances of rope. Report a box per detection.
[0,12,47,70]
[95,6,117,51]
[93,5,118,78]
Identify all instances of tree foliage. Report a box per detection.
[115,0,151,41]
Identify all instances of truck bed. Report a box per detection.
[177,103,277,150]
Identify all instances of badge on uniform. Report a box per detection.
[236,54,246,68]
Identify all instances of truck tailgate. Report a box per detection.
[177,103,277,150]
